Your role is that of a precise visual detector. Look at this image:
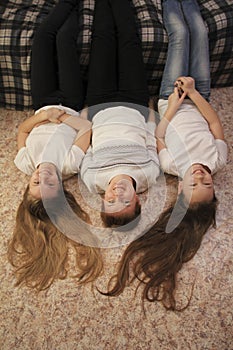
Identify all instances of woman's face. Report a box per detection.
[180,164,214,204]
[29,163,60,199]
[104,176,138,215]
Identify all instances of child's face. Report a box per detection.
[180,164,214,204]
[104,177,138,215]
[29,163,60,199]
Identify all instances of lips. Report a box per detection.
[113,185,124,190]
[192,169,204,175]
[191,164,206,175]
[39,170,51,176]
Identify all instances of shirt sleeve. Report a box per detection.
[146,121,156,134]
[145,121,160,164]
[146,121,156,147]
[158,148,178,176]
[62,145,85,176]
[14,147,35,175]
[215,139,228,169]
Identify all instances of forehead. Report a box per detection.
[189,187,214,203]
[103,200,135,214]
[29,184,60,199]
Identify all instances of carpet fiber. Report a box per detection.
[0,87,233,349]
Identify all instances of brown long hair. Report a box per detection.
[101,200,141,229]
[8,185,103,291]
[100,194,217,310]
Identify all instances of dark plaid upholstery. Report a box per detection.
[0,0,233,110]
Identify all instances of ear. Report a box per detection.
[178,180,183,195]
[135,194,141,205]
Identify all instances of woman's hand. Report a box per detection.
[44,108,65,123]
[33,108,65,127]
[155,87,186,149]
[167,86,186,116]
[175,76,196,96]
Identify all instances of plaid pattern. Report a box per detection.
[0,0,233,110]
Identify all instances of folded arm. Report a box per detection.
[155,87,186,153]
[176,76,225,140]
[17,108,65,150]
[59,113,92,153]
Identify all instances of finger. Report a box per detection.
[50,118,61,123]
[179,91,187,102]
[173,86,180,95]
[176,76,187,85]
[58,110,65,117]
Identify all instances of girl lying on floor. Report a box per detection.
[8,0,103,291]
[80,0,160,229]
[100,0,228,310]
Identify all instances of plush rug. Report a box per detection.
[0,87,233,350]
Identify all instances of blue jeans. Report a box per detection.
[159,0,210,100]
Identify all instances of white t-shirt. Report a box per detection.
[14,105,85,176]
[81,106,160,193]
[158,99,228,178]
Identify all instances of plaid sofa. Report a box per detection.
[0,0,233,110]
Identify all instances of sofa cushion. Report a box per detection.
[0,0,233,110]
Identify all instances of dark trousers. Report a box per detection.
[86,0,149,111]
[31,0,85,111]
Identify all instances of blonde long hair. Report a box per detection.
[8,185,103,291]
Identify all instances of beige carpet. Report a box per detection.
[0,87,233,350]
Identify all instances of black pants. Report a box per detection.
[31,0,85,111]
[86,0,149,110]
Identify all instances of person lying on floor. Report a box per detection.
[9,0,102,291]
[80,0,160,229]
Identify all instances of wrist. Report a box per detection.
[36,110,48,122]
[155,134,165,140]
[163,111,175,121]
[187,89,199,99]
[61,114,92,132]
[59,114,69,123]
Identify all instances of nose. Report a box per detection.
[39,172,50,185]
[193,172,204,180]
[113,186,124,194]
[113,193,124,202]
[113,187,126,199]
